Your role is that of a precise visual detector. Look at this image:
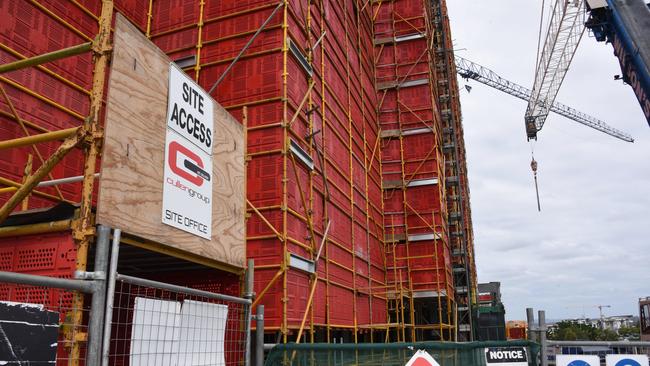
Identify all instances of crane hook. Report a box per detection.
[531,156,541,212]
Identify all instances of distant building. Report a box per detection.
[476,282,506,341]
[641,297,650,342]
[554,315,637,332]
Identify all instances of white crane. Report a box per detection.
[526,0,588,140]
[455,56,634,142]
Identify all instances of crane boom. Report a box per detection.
[455,56,634,142]
[526,0,587,140]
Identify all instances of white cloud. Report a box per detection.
[447,0,650,321]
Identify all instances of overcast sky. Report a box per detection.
[446,1,650,321]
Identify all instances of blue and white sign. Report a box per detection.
[606,354,649,366]
[556,355,600,366]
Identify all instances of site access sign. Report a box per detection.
[485,347,528,366]
[162,64,214,239]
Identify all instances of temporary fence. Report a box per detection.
[0,277,91,365]
[546,340,650,365]
[264,340,540,366]
[106,274,251,366]
[0,225,258,366]
[528,308,650,366]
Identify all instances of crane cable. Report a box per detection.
[530,1,545,212]
[530,143,541,212]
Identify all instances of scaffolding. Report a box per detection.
[430,0,478,341]
[373,0,457,341]
[0,0,476,347]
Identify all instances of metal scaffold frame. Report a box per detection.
[373,0,457,341]
[210,0,390,342]
[1,0,476,348]
[0,1,114,363]
[429,0,478,341]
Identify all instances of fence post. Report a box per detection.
[101,228,121,366]
[86,225,110,366]
[256,305,265,366]
[526,308,536,342]
[245,259,255,366]
[538,310,547,366]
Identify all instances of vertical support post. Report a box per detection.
[246,259,255,299]
[538,310,547,366]
[526,307,536,342]
[245,259,255,366]
[101,228,121,366]
[71,1,113,364]
[255,305,265,366]
[86,225,110,366]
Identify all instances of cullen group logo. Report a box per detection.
[168,141,211,187]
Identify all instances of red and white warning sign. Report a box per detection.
[405,350,441,366]
[162,64,214,239]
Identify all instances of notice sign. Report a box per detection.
[485,347,528,366]
[162,65,214,239]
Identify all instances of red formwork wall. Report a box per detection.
[1,0,387,335]
[146,0,387,331]
[374,0,454,296]
[0,0,242,302]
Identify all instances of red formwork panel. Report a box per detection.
[312,279,327,325]
[204,5,283,51]
[247,154,283,207]
[0,0,95,89]
[200,54,283,107]
[253,268,283,329]
[0,0,116,212]
[204,0,278,19]
[151,0,198,34]
[0,232,77,313]
[41,0,99,37]
[329,284,354,325]
[329,260,353,289]
[356,294,370,325]
[114,0,149,31]
[286,269,310,326]
[144,269,241,297]
[372,296,387,324]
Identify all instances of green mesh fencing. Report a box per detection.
[265,340,540,366]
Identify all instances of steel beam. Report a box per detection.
[0,42,92,74]
[0,131,82,223]
[0,127,79,150]
[0,270,95,293]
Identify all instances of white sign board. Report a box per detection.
[485,347,528,366]
[405,350,440,366]
[162,64,214,239]
[177,301,228,366]
[556,355,601,366]
[130,297,228,366]
[606,354,649,366]
[166,64,214,154]
[130,298,181,366]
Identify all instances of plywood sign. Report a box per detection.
[97,14,245,269]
